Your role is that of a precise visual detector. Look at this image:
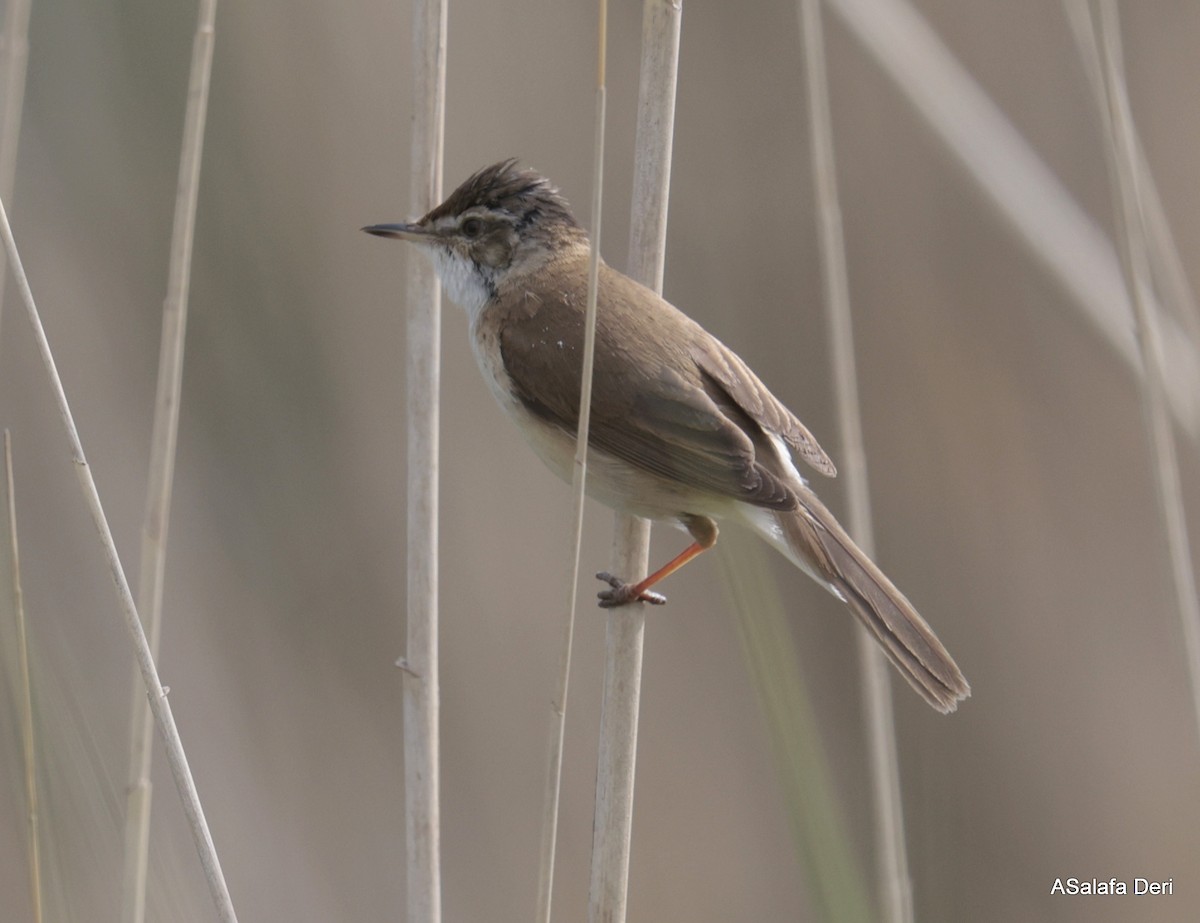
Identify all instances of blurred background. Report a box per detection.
[1,1,1198,920]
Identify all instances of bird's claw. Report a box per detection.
[595,572,667,608]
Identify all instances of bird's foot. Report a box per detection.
[596,572,667,608]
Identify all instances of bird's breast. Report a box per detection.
[469,303,517,409]
[468,305,577,488]
[468,303,742,523]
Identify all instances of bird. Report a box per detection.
[364,159,969,713]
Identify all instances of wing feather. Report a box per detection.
[693,339,836,477]
[496,259,830,510]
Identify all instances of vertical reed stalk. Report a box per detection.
[121,5,217,922]
[1090,0,1200,743]
[1061,0,1200,351]
[403,1,446,921]
[5,431,43,922]
[587,3,680,921]
[0,196,238,921]
[0,0,31,345]
[535,4,608,921]
[797,2,912,920]
[824,0,1200,443]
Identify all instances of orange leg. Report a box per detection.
[596,516,719,608]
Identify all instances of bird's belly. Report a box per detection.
[516,406,735,520]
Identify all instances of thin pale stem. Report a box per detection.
[403,2,446,921]
[587,3,680,922]
[1061,0,1200,351]
[536,6,608,921]
[1090,0,1200,744]
[1,196,237,921]
[625,0,680,292]
[6,431,43,923]
[824,0,1200,443]
[797,2,912,920]
[0,0,31,348]
[587,516,649,923]
[121,5,217,922]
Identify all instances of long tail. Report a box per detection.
[764,492,970,713]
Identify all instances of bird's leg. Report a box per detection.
[597,516,719,608]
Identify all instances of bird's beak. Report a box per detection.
[361,222,430,242]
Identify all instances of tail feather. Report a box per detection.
[770,496,970,713]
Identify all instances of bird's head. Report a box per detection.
[363,159,586,315]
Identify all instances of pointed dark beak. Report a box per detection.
[361,222,430,242]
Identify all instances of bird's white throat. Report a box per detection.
[428,247,493,322]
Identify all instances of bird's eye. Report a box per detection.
[461,217,484,238]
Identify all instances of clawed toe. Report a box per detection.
[595,572,667,608]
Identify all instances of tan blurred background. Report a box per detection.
[1,1,1198,920]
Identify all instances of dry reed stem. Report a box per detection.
[537,5,604,912]
[0,0,31,346]
[797,3,912,921]
[1061,0,1200,352]
[0,195,238,921]
[535,6,609,921]
[825,0,1200,443]
[403,1,447,921]
[587,3,680,922]
[1089,0,1200,744]
[120,5,217,922]
[5,430,43,922]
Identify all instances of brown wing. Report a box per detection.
[692,334,836,478]
[497,261,799,510]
